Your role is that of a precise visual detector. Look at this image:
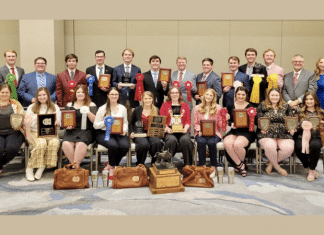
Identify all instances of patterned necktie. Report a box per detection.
[70,71,74,80]
[99,67,103,75]
[126,66,130,73]
[153,72,158,88]
[179,72,183,83]
[293,72,299,87]
[39,74,44,87]
[10,67,17,86]
[202,74,207,81]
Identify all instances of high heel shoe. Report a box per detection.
[235,161,247,177]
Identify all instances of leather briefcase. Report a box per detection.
[181,165,214,188]
[53,163,89,189]
[112,164,149,189]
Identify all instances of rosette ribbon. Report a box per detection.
[184,81,193,102]
[267,73,278,90]
[68,80,76,100]
[134,73,144,101]
[220,108,228,132]
[172,81,180,88]
[6,74,18,100]
[80,106,90,130]
[301,121,312,154]
[87,75,95,96]
[247,107,257,132]
[250,76,262,104]
[104,116,114,141]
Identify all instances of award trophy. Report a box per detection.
[147,115,167,138]
[308,116,320,130]
[221,72,234,87]
[133,121,147,138]
[169,105,184,133]
[200,120,215,136]
[258,117,271,132]
[197,81,207,97]
[10,114,24,130]
[233,109,249,128]
[285,117,298,131]
[98,74,111,89]
[158,68,171,83]
[61,110,76,128]
[251,63,264,78]
[37,113,57,137]
[149,150,184,194]
[121,72,133,87]
[320,123,324,146]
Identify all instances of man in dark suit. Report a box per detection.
[112,48,141,120]
[0,50,25,87]
[282,54,317,109]
[143,55,168,109]
[56,54,87,107]
[86,50,113,107]
[17,57,57,107]
[193,58,222,105]
[238,48,268,106]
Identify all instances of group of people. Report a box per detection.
[0,47,323,183]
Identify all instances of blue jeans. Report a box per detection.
[195,135,221,167]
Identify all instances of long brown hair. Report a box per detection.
[199,88,217,115]
[105,87,121,116]
[263,88,285,110]
[299,91,324,121]
[71,85,91,106]
[166,87,183,104]
[314,57,324,81]
[142,91,158,116]
[31,87,55,114]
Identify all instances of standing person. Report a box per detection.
[193,88,224,177]
[0,84,25,174]
[17,57,57,107]
[142,55,168,109]
[193,58,222,105]
[112,48,141,121]
[24,87,61,181]
[0,50,25,87]
[160,87,193,166]
[314,57,324,109]
[129,91,163,165]
[56,54,87,108]
[85,50,113,107]
[282,54,317,110]
[294,91,323,181]
[238,48,268,107]
[223,87,256,177]
[256,88,295,176]
[94,87,129,180]
[222,56,250,108]
[170,57,197,110]
[263,49,285,90]
[62,85,97,167]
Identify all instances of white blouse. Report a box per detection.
[93,103,128,133]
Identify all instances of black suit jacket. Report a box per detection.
[86,64,113,107]
[238,63,268,104]
[143,70,169,109]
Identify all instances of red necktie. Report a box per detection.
[179,72,183,83]
[293,72,298,87]
[11,68,17,86]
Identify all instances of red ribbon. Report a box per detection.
[220,108,228,132]
[68,80,76,100]
[172,81,180,88]
[184,81,193,102]
[134,73,144,101]
[247,107,257,132]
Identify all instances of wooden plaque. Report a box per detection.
[258,117,271,132]
[98,74,111,88]
[61,110,76,128]
[111,117,124,135]
[233,109,248,128]
[197,81,207,97]
[158,68,171,83]
[147,115,167,138]
[319,123,324,146]
[308,116,320,130]
[200,120,215,136]
[285,117,298,131]
[10,113,24,130]
[37,113,57,137]
[221,72,234,87]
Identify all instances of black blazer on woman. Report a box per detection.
[129,106,159,133]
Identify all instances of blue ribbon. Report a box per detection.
[87,75,95,96]
[104,116,114,141]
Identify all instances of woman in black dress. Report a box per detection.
[223,86,256,177]
[62,85,97,167]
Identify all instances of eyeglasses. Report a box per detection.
[171,92,179,94]
[293,61,304,64]
[95,56,105,58]
[35,63,46,65]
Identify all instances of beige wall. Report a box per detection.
[0,20,20,66]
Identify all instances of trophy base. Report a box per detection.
[134,133,147,138]
[153,164,177,175]
[171,124,184,133]
[149,182,185,194]
[120,83,134,87]
[149,167,184,194]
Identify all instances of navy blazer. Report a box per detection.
[112,64,141,108]
[222,71,250,108]
[17,71,57,107]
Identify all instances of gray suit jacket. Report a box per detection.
[170,70,197,110]
[0,65,25,87]
[282,69,317,102]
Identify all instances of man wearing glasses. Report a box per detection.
[282,54,317,109]
[86,50,113,107]
[17,57,57,107]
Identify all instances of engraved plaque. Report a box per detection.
[200,120,215,136]
[233,109,248,128]
[61,110,76,128]
[221,72,234,87]
[37,113,57,137]
[98,74,111,88]
[10,113,24,130]
[147,115,167,138]
[285,117,298,131]
[258,117,271,132]
[158,68,171,83]
[111,117,124,135]
[197,81,207,97]
[309,116,320,130]
[320,123,324,146]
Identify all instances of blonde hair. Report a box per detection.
[263,49,276,58]
[199,88,217,115]
[4,50,17,57]
[142,91,158,116]
[314,57,324,81]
